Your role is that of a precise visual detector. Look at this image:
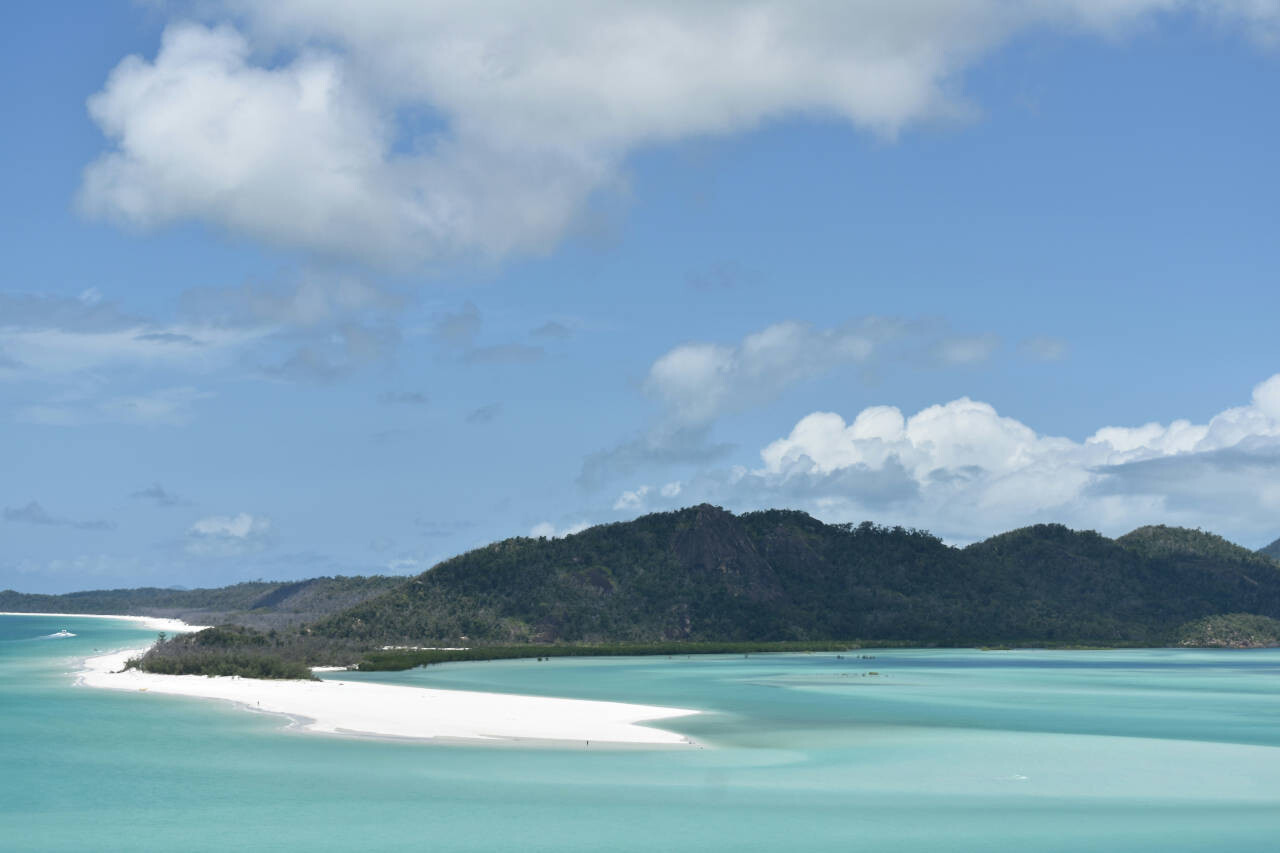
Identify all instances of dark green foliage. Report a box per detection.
[128,626,318,679]
[20,506,1280,680]
[1118,525,1274,565]
[1175,613,1280,648]
[1258,537,1280,561]
[310,507,1280,649]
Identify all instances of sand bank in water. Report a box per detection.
[78,647,699,746]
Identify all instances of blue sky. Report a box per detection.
[3,1,1279,593]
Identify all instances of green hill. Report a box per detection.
[309,507,1280,648]
[24,506,1280,677]
[0,575,403,630]
[1258,537,1280,561]
[1176,613,1280,648]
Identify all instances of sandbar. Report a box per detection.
[78,648,699,745]
[4,611,701,744]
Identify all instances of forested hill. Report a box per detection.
[1260,537,1280,561]
[0,576,403,630]
[10,507,1280,652]
[310,505,1280,647]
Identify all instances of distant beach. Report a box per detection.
[0,612,209,634]
[50,613,699,745]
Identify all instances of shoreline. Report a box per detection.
[0,611,211,633]
[76,647,700,746]
[0,612,698,745]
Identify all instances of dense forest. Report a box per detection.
[311,507,1280,647]
[1260,536,1280,561]
[12,505,1280,678]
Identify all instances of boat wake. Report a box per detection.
[42,630,77,639]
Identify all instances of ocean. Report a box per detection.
[3,613,1280,852]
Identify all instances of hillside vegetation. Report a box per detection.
[312,506,1280,648]
[1175,613,1280,648]
[18,505,1280,677]
[0,575,404,630]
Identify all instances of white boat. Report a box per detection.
[48,629,76,638]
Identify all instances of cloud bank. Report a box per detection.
[581,316,1001,486]
[614,373,1280,544]
[80,1,1280,265]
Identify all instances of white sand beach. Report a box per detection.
[5,611,698,744]
[78,648,700,745]
[0,612,210,633]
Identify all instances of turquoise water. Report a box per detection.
[4,615,1280,851]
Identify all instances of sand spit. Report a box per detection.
[0,612,210,633]
[77,647,699,746]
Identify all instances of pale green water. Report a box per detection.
[3,615,1280,851]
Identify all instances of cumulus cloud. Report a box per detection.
[582,316,1002,486]
[619,372,1280,544]
[529,520,590,539]
[614,481,683,510]
[185,512,273,557]
[3,501,115,531]
[79,2,1280,265]
[644,319,899,427]
[613,486,652,511]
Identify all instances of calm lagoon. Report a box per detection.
[4,613,1280,852]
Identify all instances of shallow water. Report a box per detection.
[3,614,1280,852]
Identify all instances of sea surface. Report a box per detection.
[4,614,1280,852]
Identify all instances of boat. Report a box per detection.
[48,629,76,638]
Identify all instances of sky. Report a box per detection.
[2,1,1279,593]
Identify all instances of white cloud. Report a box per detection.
[186,512,273,556]
[613,481,687,513]
[79,2,1280,265]
[754,373,1280,540]
[613,486,652,511]
[620,372,1280,544]
[582,316,996,486]
[644,319,896,428]
[529,520,590,539]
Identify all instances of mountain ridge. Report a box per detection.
[9,507,1280,657]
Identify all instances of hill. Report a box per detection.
[22,506,1280,677]
[1175,613,1280,648]
[1259,537,1280,561]
[309,507,1280,648]
[0,575,404,630]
